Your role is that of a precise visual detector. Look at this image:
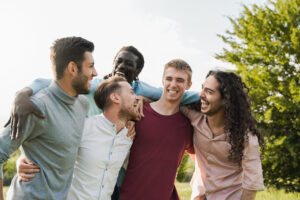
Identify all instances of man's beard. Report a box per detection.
[118,105,138,121]
[72,73,90,95]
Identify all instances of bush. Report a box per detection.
[3,150,20,186]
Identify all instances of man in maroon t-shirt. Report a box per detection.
[120,59,194,200]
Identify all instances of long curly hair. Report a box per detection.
[207,70,265,164]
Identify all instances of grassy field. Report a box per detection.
[4,184,300,200]
[175,182,300,200]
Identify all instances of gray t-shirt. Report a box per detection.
[0,81,89,200]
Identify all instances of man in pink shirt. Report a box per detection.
[182,70,265,200]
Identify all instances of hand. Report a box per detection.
[126,121,136,140]
[17,157,40,182]
[134,96,144,121]
[4,87,45,140]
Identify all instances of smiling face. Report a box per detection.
[112,50,139,84]
[199,75,224,116]
[72,51,97,94]
[162,67,191,103]
[117,81,139,120]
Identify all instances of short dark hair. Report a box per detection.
[164,59,192,83]
[94,77,127,110]
[114,46,144,78]
[51,36,94,79]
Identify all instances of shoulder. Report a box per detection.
[78,95,90,113]
[246,132,260,147]
[30,87,52,113]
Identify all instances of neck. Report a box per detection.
[206,110,225,136]
[103,107,127,133]
[150,97,180,115]
[55,78,77,97]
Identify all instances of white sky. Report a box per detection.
[0,0,267,123]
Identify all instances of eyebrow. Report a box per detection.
[202,85,215,93]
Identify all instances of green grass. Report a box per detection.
[175,182,300,200]
[4,184,300,200]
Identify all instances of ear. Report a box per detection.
[110,93,120,104]
[67,61,78,77]
[186,81,192,90]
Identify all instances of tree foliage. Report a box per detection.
[216,0,300,191]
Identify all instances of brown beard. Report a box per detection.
[72,72,90,95]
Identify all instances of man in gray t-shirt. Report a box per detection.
[0,36,97,200]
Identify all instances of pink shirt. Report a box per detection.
[181,108,264,200]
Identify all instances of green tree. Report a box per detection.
[216,0,300,191]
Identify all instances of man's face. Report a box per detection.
[199,75,224,116]
[113,51,139,84]
[72,52,97,94]
[118,81,139,119]
[162,67,191,103]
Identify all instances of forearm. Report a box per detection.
[241,189,256,200]
[0,179,3,200]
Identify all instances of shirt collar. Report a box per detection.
[49,81,77,105]
[101,113,128,135]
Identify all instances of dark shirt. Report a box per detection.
[120,103,194,200]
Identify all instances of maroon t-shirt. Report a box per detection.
[120,103,194,200]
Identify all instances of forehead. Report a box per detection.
[83,52,94,63]
[163,67,189,81]
[203,75,219,90]
[119,81,132,90]
[116,51,138,61]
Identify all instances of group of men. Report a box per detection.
[0,36,264,200]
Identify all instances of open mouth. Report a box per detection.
[201,99,209,109]
[115,71,126,77]
[167,89,178,94]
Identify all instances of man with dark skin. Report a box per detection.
[6,46,199,200]
[6,46,198,138]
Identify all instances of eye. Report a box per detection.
[177,78,184,83]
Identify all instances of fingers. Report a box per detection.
[18,157,40,174]
[126,121,136,139]
[16,114,26,139]
[18,173,36,182]
[32,105,45,119]
[11,115,18,140]
[4,117,11,128]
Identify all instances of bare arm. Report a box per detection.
[4,87,44,140]
[241,189,256,200]
[0,179,3,200]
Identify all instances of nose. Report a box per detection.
[170,79,177,87]
[199,89,205,99]
[92,67,98,77]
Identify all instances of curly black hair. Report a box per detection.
[104,46,144,82]
[207,70,265,164]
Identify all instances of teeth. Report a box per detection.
[201,100,209,105]
[116,71,125,76]
[168,90,177,94]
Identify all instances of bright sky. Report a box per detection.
[0,0,267,123]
